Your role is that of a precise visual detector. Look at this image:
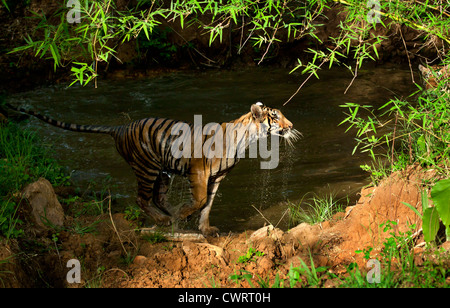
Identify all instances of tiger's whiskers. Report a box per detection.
[283,129,302,148]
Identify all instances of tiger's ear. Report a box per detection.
[251,103,263,121]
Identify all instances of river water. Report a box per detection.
[8,65,418,232]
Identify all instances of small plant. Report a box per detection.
[229,269,253,286]
[378,221,416,275]
[68,220,101,236]
[120,250,138,266]
[124,203,143,226]
[237,247,264,264]
[288,192,347,226]
[288,254,328,287]
[254,273,284,288]
[84,266,106,288]
[0,198,24,239]
[142,230,167,244]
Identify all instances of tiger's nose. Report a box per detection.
[285,120,293,129]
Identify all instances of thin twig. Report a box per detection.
[283,60,327,106]
[250,204,287,259]
[284,45,341,105]
[399,26,415,84]
[344,59,359,94]
[258,27,279,65]
[108,194,128,255]
[238,24,256,54]
[251,204,272,226]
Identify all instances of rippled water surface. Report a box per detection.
[9,65,418,231]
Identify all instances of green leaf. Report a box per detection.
[422,207,440,243]
[431,178,450,228]
[421,189,428,214]
[142,24,149,40]
[402,202,422,219]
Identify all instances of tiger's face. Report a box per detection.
[250,102,301,147]
[418,64,450,91]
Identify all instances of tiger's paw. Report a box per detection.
[200,226,220,237]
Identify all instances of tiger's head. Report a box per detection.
[249,102,301,147]
[418,64,450,91]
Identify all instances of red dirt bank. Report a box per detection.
[0,164,448,287]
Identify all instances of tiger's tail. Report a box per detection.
[5,103,117,135]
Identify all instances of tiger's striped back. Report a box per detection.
[113,118,190,175]
[112,117,246,178]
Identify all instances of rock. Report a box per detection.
[133,255,148,266]
[287,223,321,249]
[249,225,284,242]
[21,178,65,230]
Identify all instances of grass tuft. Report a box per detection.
[288,192,348,226]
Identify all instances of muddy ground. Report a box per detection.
[0,163,449,288]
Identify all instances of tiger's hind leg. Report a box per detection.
[176,169,208,222]
[136,177,172,226]
[152,171,173,214]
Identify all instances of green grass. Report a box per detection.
[288,192,348,226]
[0,121,70,239]
[142,230,167,244]
[0,122,70,194]
[337,222,449,288]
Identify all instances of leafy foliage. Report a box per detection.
[8,0,328,86]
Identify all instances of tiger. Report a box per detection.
[6,102,300,236]
[418,64,450,92]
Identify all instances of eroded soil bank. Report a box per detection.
[1,164,449,288]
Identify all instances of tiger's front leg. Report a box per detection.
[176,166,220,236]
[198,177,225,237]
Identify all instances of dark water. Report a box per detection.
[8,65,418,232]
